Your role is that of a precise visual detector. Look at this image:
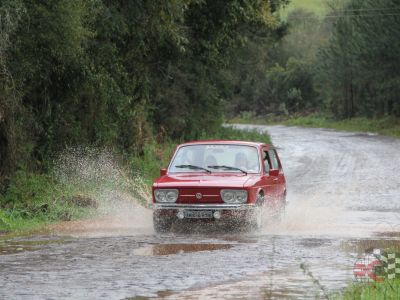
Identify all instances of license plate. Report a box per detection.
[184,210,213,219]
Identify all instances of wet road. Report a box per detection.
[1,125,400,299]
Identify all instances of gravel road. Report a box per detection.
[1,125,399,299]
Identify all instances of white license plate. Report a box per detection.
[184,210,213,219]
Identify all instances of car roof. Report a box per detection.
[178,140,272,149]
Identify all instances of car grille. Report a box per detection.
[177,188,222,204]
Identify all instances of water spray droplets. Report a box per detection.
[51,146,153,236]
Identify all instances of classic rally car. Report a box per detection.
[152,140,286,232]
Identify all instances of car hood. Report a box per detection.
[154,173,259,188]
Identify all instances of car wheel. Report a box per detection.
[153,212,173,233]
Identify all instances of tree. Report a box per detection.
[0,0,289,185]
[316,0,400,118]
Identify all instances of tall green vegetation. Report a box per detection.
[317,0,400,118]
[0,0,287,184]
[230,0,400,124]
[225,7,325,118]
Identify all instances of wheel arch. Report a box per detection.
[255,188,265,205]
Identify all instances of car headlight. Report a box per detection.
[220,189,248,204]
[154,189,179,203]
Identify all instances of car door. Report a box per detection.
[268,149,285,199]
[260,147,278,203]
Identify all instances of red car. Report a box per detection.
[152,140,286,232]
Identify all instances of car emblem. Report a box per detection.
[195,193,203,199]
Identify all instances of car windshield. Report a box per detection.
[169,144,260,173]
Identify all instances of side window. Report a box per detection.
[268,150,279,170]
[263,150,271,173]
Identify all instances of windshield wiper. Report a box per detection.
[207,165,247,175]
[175,164,211,173]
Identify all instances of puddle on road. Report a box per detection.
[297,238,332,249]
[155,269,329,300]
[46,210,153,238]
[133,243,233,256]
[220,236,255,244]
[0,239,68,255]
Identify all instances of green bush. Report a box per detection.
[0,170,94,231]
[129,141,176,184]
[0,209,11,231]
[0,171,57,216]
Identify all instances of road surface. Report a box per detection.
[1,125,399,299]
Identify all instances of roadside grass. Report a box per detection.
[229,115,400,138]
[0,204,93,236]
[0,126,271,235]
[336,280,400,300]
[0,171,97,234]
[0,212,56,235]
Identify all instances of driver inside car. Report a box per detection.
[204,155,217,168]
[234,152,248,171]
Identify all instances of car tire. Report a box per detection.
[153,212,173,233]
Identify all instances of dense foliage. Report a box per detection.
[317,0,400,118]
[229,0,400,120]
[225,8,325,118]
[0,0,287,186]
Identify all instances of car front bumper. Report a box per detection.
[153,203,257,221]
[153,203,255,211]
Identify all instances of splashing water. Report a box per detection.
[51,147,154,236]
[260,194,346,237]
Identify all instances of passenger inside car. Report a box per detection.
[235,152,248,170]
[204,155,217,168]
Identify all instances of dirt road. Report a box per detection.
[1,125,399,299]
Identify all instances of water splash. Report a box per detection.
[261,193,345,236]
[261,191,400,237]
[51,147,153,236]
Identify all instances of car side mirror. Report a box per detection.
[269,169,279,177]
[160,168,167,176]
